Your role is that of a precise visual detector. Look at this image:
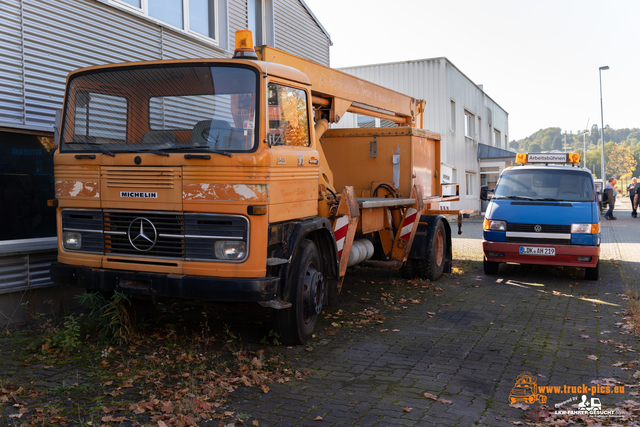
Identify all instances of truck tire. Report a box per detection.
[422,220,447,281]
[400,259,418,279]
[584,261,600,281]
[276,240,324,345]
[484,258,499,275]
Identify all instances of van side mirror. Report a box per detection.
[480,185,490,201]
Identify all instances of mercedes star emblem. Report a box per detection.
[534,225,542,232]
[127,217,157,252]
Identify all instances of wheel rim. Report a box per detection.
[302,262,324,324]
[435,229,444,267]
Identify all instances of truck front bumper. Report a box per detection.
[50,262,280,302]
[482,242,600,268]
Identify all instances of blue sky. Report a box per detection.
[303,0,640,141]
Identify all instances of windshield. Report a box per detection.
[493,169,595,202]
[60,65,259,153]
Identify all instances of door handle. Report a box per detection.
[309,159,319,165]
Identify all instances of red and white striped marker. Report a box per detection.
[399,208,418,241]
[333,215,349,259]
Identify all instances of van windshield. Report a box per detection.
[60,64,259,154]
[493,169,595,202]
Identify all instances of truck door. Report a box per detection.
[267,81,319,222]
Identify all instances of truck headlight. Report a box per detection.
[571,223,599,234]
[483,219,507,231]
[214,240,246,260]
[62,231,82,250]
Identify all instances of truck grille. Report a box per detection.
[61,209,249,261]
[104,211,185,258]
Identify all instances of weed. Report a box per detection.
[261,329,282,346]
[76,291,132,344]
[52,314,82,352]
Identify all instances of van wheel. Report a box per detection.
[276,240,324,345]
[484,258,499,275]
[584,261,600,280]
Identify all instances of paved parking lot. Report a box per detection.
[226,200,640,426]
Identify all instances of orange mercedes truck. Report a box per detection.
[50,31,461,344]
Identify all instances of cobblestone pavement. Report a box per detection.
[225,200,640,426]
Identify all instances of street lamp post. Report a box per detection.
[599,65,609,182]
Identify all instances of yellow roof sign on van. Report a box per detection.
[516,152,580,164]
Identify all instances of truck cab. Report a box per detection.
[481,152,601,280]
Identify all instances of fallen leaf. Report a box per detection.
[403,407,412,412]
[510,422,524,426]
[314,415,323,421]
[261,384,269,394]
[253,421,259,426]
[509,402,530,410]
[587,355,599,361]
[579,334,590,339]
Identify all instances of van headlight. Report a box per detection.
[571,223,599,234]
[214,240,246,260]
[483,219,507,231]
[62,231,82,250]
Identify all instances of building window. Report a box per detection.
[494,129,501,147]
[450,101,456,131]
[464,111,474,139]
[112,0,217,41]
[466,173,475,196]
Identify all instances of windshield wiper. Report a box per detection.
[70,141,115,157]
[495,195,536,201]
[160,145,233,157]
[124,149,170,157]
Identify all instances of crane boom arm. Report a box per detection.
[256,46,424,127]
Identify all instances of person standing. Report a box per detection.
[628,177,639,218]
[605,177,617,220]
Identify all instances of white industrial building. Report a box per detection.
[334,57,513,213]
[0,0,331,320]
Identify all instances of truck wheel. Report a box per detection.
[584,261,600,280]
[276,240,324,345]
[400,259,418,279]
[420,220,447,281]
[484,258,499,275]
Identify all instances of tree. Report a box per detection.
[606,144,637,180]
[585,149,601,178]
[528,142,541,152]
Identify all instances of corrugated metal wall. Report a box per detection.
[1,0,330,133]
[337,58,509,212]
[0,252,57,294]
[274,0,329,65]
[1,0,232,133]
[0,0,27,126]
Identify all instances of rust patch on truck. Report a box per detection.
[55,180,99,198]
[183,183,268,202]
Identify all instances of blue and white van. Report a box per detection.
[481,152,602,280]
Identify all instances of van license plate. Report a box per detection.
[519,246,555,256]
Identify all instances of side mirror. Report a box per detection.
[54,108,62,147]
[480,185,489,201]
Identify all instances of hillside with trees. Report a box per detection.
[509,126,640,181]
